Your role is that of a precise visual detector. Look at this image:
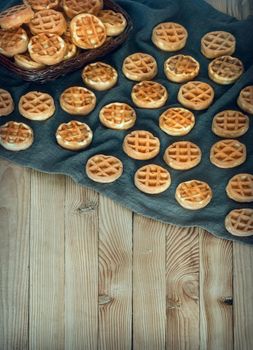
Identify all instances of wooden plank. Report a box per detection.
[205,0,252,19]
[0,160,30,350]
[133,215,166,350]
[166,226,199,350]
[233,242,253,350]
[29,171,65,350]
[98,196,132,350]
[199,231,233,350]
[65,178,99,350]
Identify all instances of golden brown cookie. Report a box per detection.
[208,56,244,85]
[63,0,103,18]
[175,180,212,210]
[14,52,45,69]
[178,81,214,110]
[0,4,34,30]
[225,208,253,237]
[210,139,246,168]
[226,173,253,203]
[159,107,195,136]
[134,164,171,194]
[62,32,78,60]
[237,86,253,114]
[163,141,201,170]
[131,81,168,109]
[86,154,123,183]
[122,52,158,81]
[98,9,127,36]
[56,120,93,151]
[70,13,106,49]
[29,9,67,36]
[0,89,14,117]
[201,31,236,59]
[0,28,29,57]
[0,121,33,151]
[82,62,118,91]
[24,0,59,11]
[164,55,200,83]
[99,102,136,130]
[212,110,249,138]
[123,130,160,160]
[19,91,55,121]
[60,86,96,115]
[152,22,188,51]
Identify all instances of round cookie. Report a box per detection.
[175,180,212,210]
[60,86,96,115]
[159,107,195,136]
[86,154,123,183]
[178,81,214,110]
[131,81,168,109]
[19,91,55,121]
[123,130,160,160]
[152,22,188,51]
[163,141,201,170]
[123,53,157,81]
[0,121,33,151]
[225,209,253,237]
[0,89,14,117]
[134,164,171,194]
[82,62,118,91]
[164,55,200,83]
[99,102,136,130]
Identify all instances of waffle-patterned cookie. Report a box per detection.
[56,120,93,151]
[164,141,201,170]
[212,110,249,138]
[122,52,158,81]
[24,0,59,10]
[0,28,28,57]
[14,52,45,69]
[99,102,136,130]
[0,89,14,117]
[98,10,127,36]
[29,9,67,36]
[164,55,200,83]
[19,91,55,121]
[62,32,78,60]
[82,62,118,91]
[86,154,123,183]
[159,107,195,136]
[208,56,244,85]
[178,81,214,110]
[226,173,253,203]
[152,22,188,51]
[0,121,33,151]
[237,86,253,114]
[201,31,236,59]
[123,130,160,160]
[176,180,212,210]
[210,139,246,168]
[28,33,66,65]
[0,4,34,30]
[225,209,253,237]
[134,164,171,194]
[70,13,106,49]
[60,86,96,115]
[63,0,103,18]
[131,81,168,109]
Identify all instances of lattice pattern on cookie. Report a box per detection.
[165,141,201,163]
[177,180,211,204]
[29,9,66,35]
[63,0,102,17]
[227,174,253,201]
[29,33,64,56]
[20,92,53,114]
[100,103,136,125]
[165,55,199,75]
[227,209,253,235]
[209,56,243,78]
[154,22,186,44]
[24,0,59,10]
[212,110,248,136]
[211,139,246,164]
[71,14,106,48]
[132,81,167,103]
[0,28,27,51]
[87,155,122,178]
[0,89,13,114]
[98,10,125,25]
[123,53,157,77]
[61,87,95,107]
[0,121,32,144]
[136,165,169,188]
[125,130,159,154]
[84,62,116,83]
[57,121,91,143]
[180,81,213,104]
[239,86,253,105]
[202,31,235,53]
[160,108,194,132]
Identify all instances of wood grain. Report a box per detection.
[199,231,233,350]
[205,0,253,19]
[98,196,132,350]
[233,243,253,350]
[166,226,199,350]
[29,171,65,350]
[133,216,166,350]
[0,160,30,350]
[65,178,99,350]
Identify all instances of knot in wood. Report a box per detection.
[99,294,113,306]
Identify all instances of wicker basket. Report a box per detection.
[0,0,133,83]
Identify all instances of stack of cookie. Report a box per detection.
[0,0,127,68]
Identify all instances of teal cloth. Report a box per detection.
[0,0,253,244]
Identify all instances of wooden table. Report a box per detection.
[1,1,253,349]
